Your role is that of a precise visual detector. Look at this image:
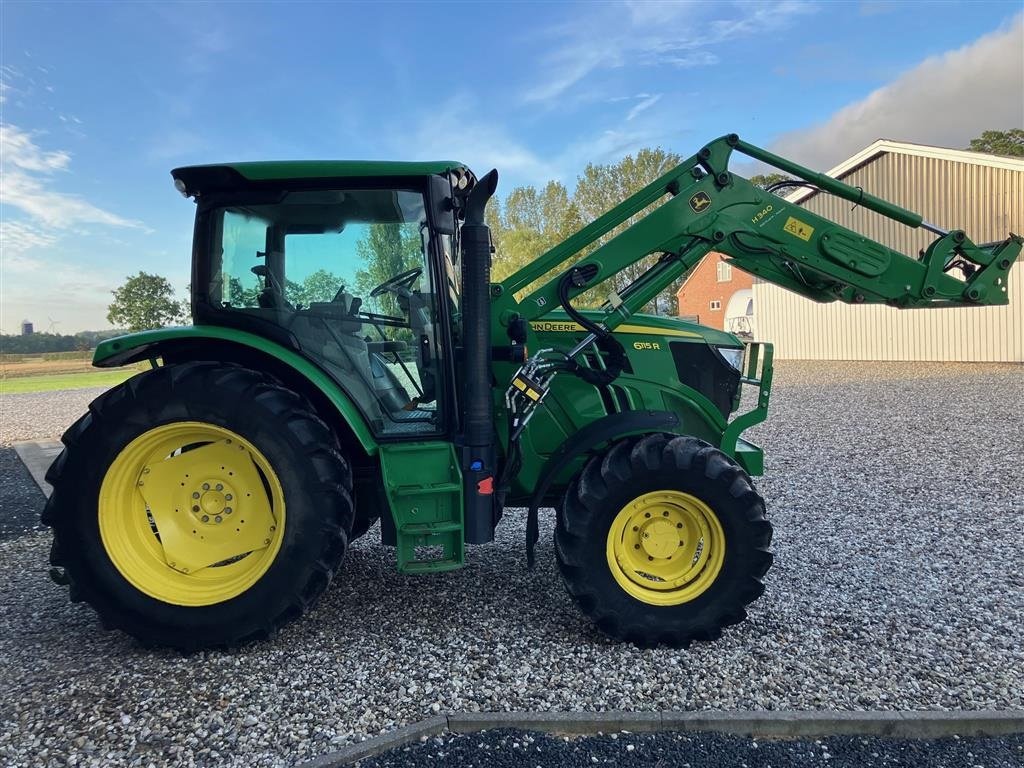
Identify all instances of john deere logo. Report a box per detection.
[689,191,712,213]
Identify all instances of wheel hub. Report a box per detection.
[191,480,235,523]
[605,490,726,606]
[640,517,681,559]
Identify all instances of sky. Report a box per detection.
[1,1,1022,333]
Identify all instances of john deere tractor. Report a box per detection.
[42,135,1020,650]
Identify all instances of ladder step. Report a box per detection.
[402,558,462,574]
[400,522,461,535]
[393,483,462,496]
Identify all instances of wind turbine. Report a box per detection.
[47,316,61,333]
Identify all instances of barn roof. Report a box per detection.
[785,139,1024,206]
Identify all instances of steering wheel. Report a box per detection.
[370,267,423,298]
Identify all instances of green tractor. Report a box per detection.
[43,135,1020,650]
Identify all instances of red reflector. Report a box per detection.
[477,477,494,495]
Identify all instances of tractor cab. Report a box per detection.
[172,162,472,437]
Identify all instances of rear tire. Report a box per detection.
[42,362,354,650]
[555,433,772,648]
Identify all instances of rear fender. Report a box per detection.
[93,327,378,455]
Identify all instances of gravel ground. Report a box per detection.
[356,728,1024,767]
[0,387,106,447]
[0,449,44,541]
[1,362,1022,768]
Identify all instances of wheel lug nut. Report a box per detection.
[202,515,209,523]
[662,511,669,517]
[225,507,232,514]
[676,523,683,529]
[225,494,233,501]
[215,516,222,523]
[644,512,651,518]
[192,492,200,499]
[216,483,223,491]
[192,505,200,513]
[634,544,640,550]
[203,483,210,491]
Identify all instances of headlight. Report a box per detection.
[715,345,744,371]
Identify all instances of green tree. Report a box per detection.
[107,272,186,332]
[749,173,795,194]
[300,269,343,304]
[353,223,422,317]
[967,129,1024,157]
[227,276,260,307]
[491,180,581,283]
[573,148,683,311]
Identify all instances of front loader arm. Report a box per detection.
[500,134,1020,330]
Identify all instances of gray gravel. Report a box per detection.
[0,362,1022,768]
[0,449,44,541]
[356,728,1024,768]
[0,387,105,446]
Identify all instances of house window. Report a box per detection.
[709,300,721,311]
[717,260,732,282]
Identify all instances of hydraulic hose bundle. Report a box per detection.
[498,263,629,563]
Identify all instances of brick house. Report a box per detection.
[675,252,754,336]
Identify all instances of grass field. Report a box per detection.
[0,368,140,394]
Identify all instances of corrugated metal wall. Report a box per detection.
[754,152,1023,362]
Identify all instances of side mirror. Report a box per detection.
[428,174,457,235]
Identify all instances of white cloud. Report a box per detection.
[395,97,553,181]
[627,93,662,121]
[0,124,144,229]
[771,14,1024,169]
[0,220,57,261]
[522,1,814,105]
[0,124,70,171]
[392,94,679,191]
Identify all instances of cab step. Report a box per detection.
[378,441,465,574]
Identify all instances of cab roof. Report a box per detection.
[171,160,469,196]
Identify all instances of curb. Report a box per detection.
[294,709,1024,767]
[11,439,61,498]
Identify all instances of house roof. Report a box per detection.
[785,139,1024,206]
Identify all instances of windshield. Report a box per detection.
[212,189,427,316]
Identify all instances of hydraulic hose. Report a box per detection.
[557,268,627,386]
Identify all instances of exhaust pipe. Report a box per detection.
[460,169,499,545]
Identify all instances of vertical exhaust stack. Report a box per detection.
[460,169,499,545]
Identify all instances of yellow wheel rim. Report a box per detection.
[99,422,286,607]
[605,490,725,606]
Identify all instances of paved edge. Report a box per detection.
[11,439,61,498]
[294,710,1024,767]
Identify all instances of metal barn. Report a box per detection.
[753,140,1023,362]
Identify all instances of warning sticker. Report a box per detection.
[783,217,814,241]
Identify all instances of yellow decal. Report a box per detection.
[751,204,773,224]
[689,191,712,213]
[632,341,661,351]
[531,321,586,333]
[530,321,699,339]
[617,324,699,338]
[783,216,814,242]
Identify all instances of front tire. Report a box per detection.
[42,362,354,650]
[555,433,772,648]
